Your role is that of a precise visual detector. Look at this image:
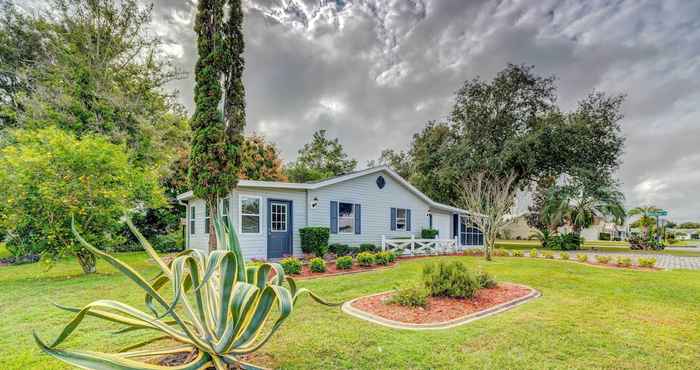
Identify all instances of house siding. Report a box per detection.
[187,187,307,260]
[308,171,431,247]
[431,211,452,240]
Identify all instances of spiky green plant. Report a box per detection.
[34,215,338,369]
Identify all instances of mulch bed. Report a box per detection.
[350,283,531,324]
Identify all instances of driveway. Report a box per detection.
[555,250,700,270]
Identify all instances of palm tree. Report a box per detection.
[628,205,660,239]
[544,183,626,235]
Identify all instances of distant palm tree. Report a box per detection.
[628,205,660,239]
[544,184,626,235]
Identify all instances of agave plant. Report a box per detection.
[34,215,338,369]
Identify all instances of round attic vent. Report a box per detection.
[376,175,386,189]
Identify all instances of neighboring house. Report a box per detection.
[176,166,483,259]
[502,214,629,241]
[669,229,700,240]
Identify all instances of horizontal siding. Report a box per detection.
[308,171,432,247]
[432,211,452,240]
[187,187,307,260]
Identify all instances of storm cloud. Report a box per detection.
[134,0,700,221]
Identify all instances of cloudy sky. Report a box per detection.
[144,0,700,221]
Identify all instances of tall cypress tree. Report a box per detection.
[190,0,245,251]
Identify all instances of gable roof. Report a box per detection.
[176,166,469,214]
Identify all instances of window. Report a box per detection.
[189,206,196,235]
[395,208,408,231]
[460,215,484,246]
[270,202,287,232]
[240,196,261,234]
[338,202,354,234]
[204,204,210,234]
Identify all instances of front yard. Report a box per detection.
[496,240,700,257]
[1,253,700,369]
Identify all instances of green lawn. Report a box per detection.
[2,253,700,369]
[496,240,700,257]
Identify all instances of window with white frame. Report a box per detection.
[240,196,261,234]
[395,208,408,231]
[204,204,210,234]
[270,202,287,232]
[189,206,196,235]
[338,202,354,234]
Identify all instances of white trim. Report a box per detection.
[176,166,473,215]
[239,195,263,235]
[394,208,408,231]
[270,201,288,233]
[337,201,355,234]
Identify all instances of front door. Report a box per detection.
[267,199,292,259]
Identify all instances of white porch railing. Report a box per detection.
[381,235,460,256]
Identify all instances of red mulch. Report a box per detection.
[351,283,531,324]
[291,261,397,280]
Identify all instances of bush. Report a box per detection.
[420,228,439,239]
[638,257,657,268]
[476,271,497,289]
[153,231,185,253]
[529,249,538,258]
[542,251,554,259]
[422,261,479,299]
[549,233,583,250]
[280,257,302,275]
[463,248,484,256]
[299,227,330,256]
[560,252,570,260]
[309,257,326,273]
[374,251,396,265]
[616,256,632,268]
[511,250,524,257]
[599,232,611,241]
[358,243,378,253]
[335,256,353,270]
[387,286,428,308]
[576,253,588,262]
[493,248,510,257]
[0,127,165,274]
[356,252,375,266]
[595,255,611,264]
[329,243,352,256]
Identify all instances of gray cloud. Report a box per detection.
[129,0,700,221]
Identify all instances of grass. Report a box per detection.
[496,239,700,257]
[2,253,700,369]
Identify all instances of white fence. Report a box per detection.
[381,235,460,256]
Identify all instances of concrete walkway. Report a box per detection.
[554,251,700,270]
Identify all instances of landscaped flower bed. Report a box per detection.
[350,283,532,324]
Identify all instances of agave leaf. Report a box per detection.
[71,219,170,312]
[35,332,211,370]
[54,303,157,331]
[125,217,171,278]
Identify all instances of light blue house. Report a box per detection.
[176,166,483,259]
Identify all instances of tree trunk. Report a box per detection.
[484,233,495,261]
[76,249,96,274]
[208,201,218,253]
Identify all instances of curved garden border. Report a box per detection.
[342,283,541,330]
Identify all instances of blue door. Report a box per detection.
[267,199,293,258]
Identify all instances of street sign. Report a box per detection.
[652,210,668,217]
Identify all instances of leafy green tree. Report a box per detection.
[1,0,188,169]
[628,205,661,239]
[544,176,626,235]
[190,0,246,251]
[285,129,357,182]
[367,149,412,179]
[0,127,164,273]
[405,64,625,205]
